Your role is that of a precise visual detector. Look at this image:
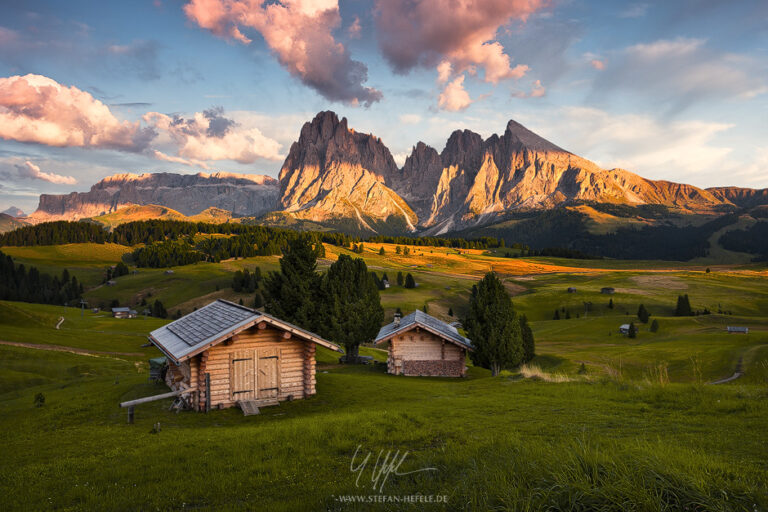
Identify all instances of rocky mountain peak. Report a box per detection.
[503,119,566,153]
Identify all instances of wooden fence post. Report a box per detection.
[127,406,134,424]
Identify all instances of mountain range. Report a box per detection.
[16,111,768,242]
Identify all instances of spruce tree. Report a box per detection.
[262,235,323,330]
[520,314,535,362]
[404,273,416,288]
[608,298,614,309]
[650,319,659,332]
[397,271,404,286]
[152,299,167,319]
[637,304,650,323]
[675,294,693,316]
[319,255,384,362]
[628,322,637,339]
[465,272,523,376]
[553,309,560,320]
[448,307,454,317]
[379,247,385,255]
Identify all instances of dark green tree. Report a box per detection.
[519,314,535,363]
[464,272,523,376]
[404,273,416,288]
[319,255,384,362]
[422,303,429,313]
[565,310,571,320]
[637,304,650,323]
[675,294,693,316]
[628,322,637,339]
[448,307,454,317]
[553,309,560,320]
[152,299,168,319]
[396,271,404,286]
[608,298,614,309]
[650,319,659,332]
[262,235,323,330]
[253,290,264,309]
[379,247,385,255]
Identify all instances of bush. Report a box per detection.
[34,392,45,407]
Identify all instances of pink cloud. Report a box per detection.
[375,0,546,83]
[591,59,605,70]
[529,79,546,97]
[183,0,381,106]
[144,109,282,164]
[15,160,77,185]
[438,75,473,111]
[0,74,154,151]
[348,15,362,39]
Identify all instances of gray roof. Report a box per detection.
[112,307,131,313]
[149,299,340,363]
[374,310,473,350]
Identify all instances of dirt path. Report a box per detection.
[0,340,144,357]
[709,357,744,385]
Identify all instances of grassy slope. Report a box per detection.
[0,316,765,510]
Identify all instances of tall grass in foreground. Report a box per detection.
[518,363,573,383]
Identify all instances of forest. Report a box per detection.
[0,250,83,305]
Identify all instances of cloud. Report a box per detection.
[592,38,768,112]
[152,150,212,170]
[512,79,545,98]
[105,40,161,80]
[375,0,546,83]
[436,61,452,84]
[144,108,283,163]
[437,75,473,111]
[399,114,422,125]
[0,74,155,151]
[348,16,361,39]
[619,3,649,18]
[15,160,77,185]
[590,59,605,70]
[183,0,382,106]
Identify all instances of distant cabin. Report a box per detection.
[619,324,631,335]
[601,287,615,294]
[382,279,390,289]
[148,300,341,412]
[567,287,577,293]
[106,280,117,286]
[112,307,137,319]
[374,310,473,377]
[164,269,175,275]
[727,326,749,334]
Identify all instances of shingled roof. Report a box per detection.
[149,299,340,363]
[374,310,473,350]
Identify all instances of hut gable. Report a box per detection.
[374,310,472,378]
[148,300,340,411]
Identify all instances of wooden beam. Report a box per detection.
[258,321,267,330]
[119,387,197,408]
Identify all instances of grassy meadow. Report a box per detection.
[1,239,767,509]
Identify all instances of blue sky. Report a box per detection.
[0,0,766,213]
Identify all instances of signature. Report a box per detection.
[350,445,438,493]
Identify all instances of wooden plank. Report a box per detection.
[120,387,197,408]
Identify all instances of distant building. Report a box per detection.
[375,310,473,377]
[727,326,749,334]
[382,279,390,289]
[567,287,577,293]
[601,287,615,294]
[112,307,137,319]
[164,269,175,275]
[619,324,631,335]
[91,308,100,313]
[106,280,117,286]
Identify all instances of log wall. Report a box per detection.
[387,329,466,377]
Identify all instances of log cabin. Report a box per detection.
[148,299,341,411]
[374,310,473,377]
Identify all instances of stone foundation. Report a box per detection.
[401,360,465,377]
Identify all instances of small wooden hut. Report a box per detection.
[374,310,473,377]
[148,300,341,411]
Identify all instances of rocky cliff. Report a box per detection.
[391,120,730,233]
[29,172,279,222]
[278,111,416,233]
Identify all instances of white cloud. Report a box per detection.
[399,114,422,125]
[15,160,77,185]
[437,75,473,111]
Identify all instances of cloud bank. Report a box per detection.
[15,161,77,185]
[183,0,382,106]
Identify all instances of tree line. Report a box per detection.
[0,250,83,305]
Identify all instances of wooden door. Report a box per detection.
[230,350,255,401]
[257,348,280,399]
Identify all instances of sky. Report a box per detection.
[0,0,767,214]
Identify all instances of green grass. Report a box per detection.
[0,331,766,510]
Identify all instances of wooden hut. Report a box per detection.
[374,310,473,377]
[148,300,341,411]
